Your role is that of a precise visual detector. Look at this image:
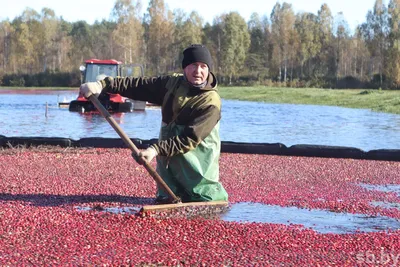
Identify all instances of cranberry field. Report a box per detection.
[0,147,399,266]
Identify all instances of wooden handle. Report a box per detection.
[89,95,180,203]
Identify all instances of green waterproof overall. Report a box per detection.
[155,77,228,202]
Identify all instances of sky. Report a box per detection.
[0,0,378,33]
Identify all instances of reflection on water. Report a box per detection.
[1,89,400,150]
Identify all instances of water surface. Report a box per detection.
[1,89,400,150]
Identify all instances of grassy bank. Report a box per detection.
[219,86,400,114]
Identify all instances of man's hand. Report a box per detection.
[135,147,158,165]
[79,81,103,98]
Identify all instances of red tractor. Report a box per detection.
[68,59,145,112]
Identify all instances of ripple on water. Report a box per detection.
[358,183,400,212]
[220,202,400,234]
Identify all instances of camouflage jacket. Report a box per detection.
[101,73,221,157]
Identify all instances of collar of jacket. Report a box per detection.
[184,71,218,91]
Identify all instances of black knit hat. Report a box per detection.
[182,44,213,70]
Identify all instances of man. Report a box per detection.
[80,44,228,203]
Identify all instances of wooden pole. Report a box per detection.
[89,95,181,203]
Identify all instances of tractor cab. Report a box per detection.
[68,59,145,112]
[82,59,120,83]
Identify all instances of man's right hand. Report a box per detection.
[133,147,158,165]
[79,81,103,98]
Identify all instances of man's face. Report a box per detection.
[184,62,209,85]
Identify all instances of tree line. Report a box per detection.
[0,0,399,89]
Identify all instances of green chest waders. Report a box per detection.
[155,122,228,202]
